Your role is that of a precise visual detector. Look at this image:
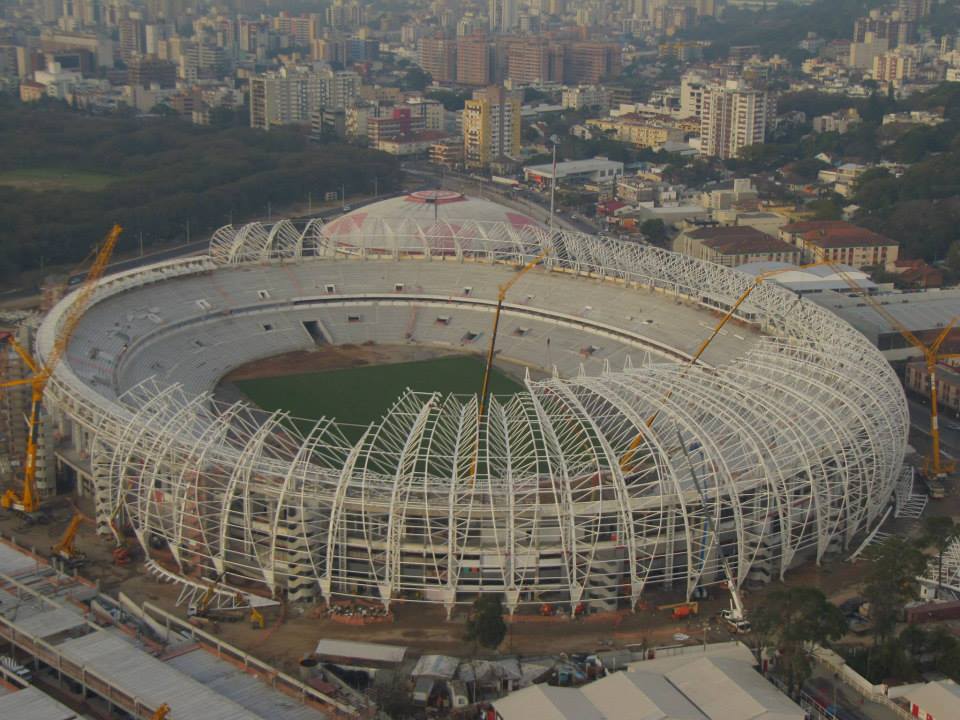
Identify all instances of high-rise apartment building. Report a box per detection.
[489,0,518,32]
[127,55,176,87]
[873,51,915,87]
[418,34,457,83]
[853,11,914,49]
[462,85,521,168]
[250,67,360,131]
[896,0,931,22]
[699,80,771,159]
[505,36,564,85]
[118,15,145,60]
[457,33,490,86]
[326,0,365,30]
[564,42,621,84]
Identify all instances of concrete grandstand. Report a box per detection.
[33,192,908,616]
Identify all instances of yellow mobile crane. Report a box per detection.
[52,510,91,566]
[831,265,960,489]
[0,224,122,516]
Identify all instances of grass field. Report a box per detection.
[0,168,119,192]
[235,355,524,432]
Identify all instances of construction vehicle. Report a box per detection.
[108,502,134,565]
[719,579,751,634]
[188,572,225,618]
[51,510,90,567]
[830,264,959,490]
[250,606,265,630]
[658,601,699,620]
[477,251,548,420]
[0,225,122,517]
[676,428,751,635]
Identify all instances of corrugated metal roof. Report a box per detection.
[496,644,804,720]
[58,631,261,720]
[0,686,77,719]
[411,654,459,679]
[495,684,604,720]
[0,543,43,577]
[13,607,87,640]
[166,648,327,720]
[581,670,707,720]
[315,639,407,664]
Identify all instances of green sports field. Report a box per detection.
[235,355,524,433]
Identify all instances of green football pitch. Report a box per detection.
[234,355,524,433]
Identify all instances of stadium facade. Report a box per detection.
[35,193,908,614]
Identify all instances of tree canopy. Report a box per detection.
[752,587,847,695]
[862,536,927,642]
[0,100,399,279]
[465,594,507,650]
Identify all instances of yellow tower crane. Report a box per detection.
[0,224,122,515]
[830,264,959,484]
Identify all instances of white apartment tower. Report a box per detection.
[699,80,771,159]
[489,0,518,32]
[250,67,360,131]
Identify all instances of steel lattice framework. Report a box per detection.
[36,219,908,614]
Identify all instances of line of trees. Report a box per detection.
[0,97,400,279]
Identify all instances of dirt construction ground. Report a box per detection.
[4,481,947,678]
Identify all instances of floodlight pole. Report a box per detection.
[549,135,558,234]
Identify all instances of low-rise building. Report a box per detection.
[675,226,801,267]
[587,115,687,149]
[561,84,613,111]
[379,130,451,156]
[812,108,861,133]
[700,179,759,211]
[906,360,960,415]
[779,220,899,270]
[882,109,945,126]
[429,137,464,167]
[734,211,789,237]
[523,157,624,186]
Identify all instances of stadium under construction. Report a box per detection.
[13,191,908,615]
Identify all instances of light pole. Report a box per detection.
[549,134,559,234]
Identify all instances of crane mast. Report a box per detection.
[830,264,959,484]
[0,225,122,515]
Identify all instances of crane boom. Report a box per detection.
[477,251,547,420]
[619,262,827,471]
[0,224,122,514]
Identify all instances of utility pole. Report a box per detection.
[186,219,190,244]
[341,184,345,208]
[373,176,378,198]
[139,231,143,257]
[549,134,559,234]
[307,192,312,215]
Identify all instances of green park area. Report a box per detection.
[235,355,524,433]
[0,167,119,192]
